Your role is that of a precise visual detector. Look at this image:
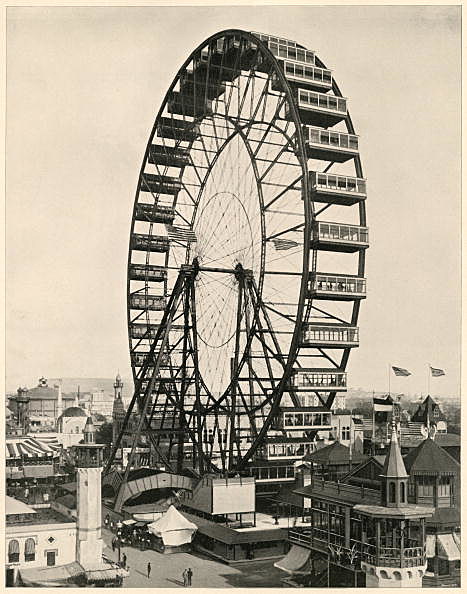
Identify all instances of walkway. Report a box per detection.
[102,529,285,588]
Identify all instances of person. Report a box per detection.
[183,569,188,587]
[147,562,151,579]
[187,568,193,587]
[122,553,127,569]
[111,538,116,552]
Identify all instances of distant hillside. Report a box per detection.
[48,377,134,401]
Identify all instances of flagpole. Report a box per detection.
[427,364,430,397]
[372,391,375,456]
[388,363,391,397]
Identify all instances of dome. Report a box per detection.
[61,406,87,418]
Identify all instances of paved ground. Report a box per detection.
[102,529,285,588]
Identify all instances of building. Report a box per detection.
[56,407,89,448]
[8,379,75,424]
[410,395,447,433]
[7,417,125,587]
[275,424,434,587]
[6,496,78,586]
[403,437,460,586]
[112,373,126,448]
[5,434,69,505]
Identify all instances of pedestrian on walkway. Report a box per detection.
[111,538,115,552]
[147,562,151,579]
[187,568,193,587]
[122,553,127,569]
[182,569,188,587]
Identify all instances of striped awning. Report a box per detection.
[437,534,460,561]
[6,436,61,459]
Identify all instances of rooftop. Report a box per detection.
[6,506,75,527]
[304,441,367,466]
[6,496,37,516]
[294,479,381,506]
[403,436,459,476]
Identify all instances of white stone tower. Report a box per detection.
[75,417,105,569]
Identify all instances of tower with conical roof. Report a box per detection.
[75,417,105,569]
[112,372,126,447]
[380,421,409,507]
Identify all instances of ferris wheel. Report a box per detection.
[109,29,368,477]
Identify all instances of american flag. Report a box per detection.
[392,366,411,377]
[272,238,299,251]
[430,366,445,377]
[165,224,197,243]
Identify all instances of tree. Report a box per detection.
[96,422,113,445]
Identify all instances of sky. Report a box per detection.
[5,5,461,398]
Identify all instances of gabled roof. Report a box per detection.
[411,395,446,424]
[403,437,459,475]
[381,425,408,478]
[304,441,367,465]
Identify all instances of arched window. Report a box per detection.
[400,482,406,503]
[389,482,396,503]
[25,538,36,562]
[8,540,19,563]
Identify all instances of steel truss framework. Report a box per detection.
[106,29,368,484]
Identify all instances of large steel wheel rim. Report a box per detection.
[122,29,366,473]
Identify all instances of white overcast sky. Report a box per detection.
[6,5,461,397]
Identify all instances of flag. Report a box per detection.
[373,396,393,412]
[272,238,299,251]
[165,224,197,243]
[392,366,411,377]
[430,366,445,377]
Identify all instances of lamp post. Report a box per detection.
[116,521,123,565]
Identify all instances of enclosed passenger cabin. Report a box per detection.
[128,263,167,282]
[221,35,260,70]
[192,45,241,82]
[156,117,200,142]
[281,407,332,429]
[148,145,191,168]
[129,323,161,339]
[262,437,314,461]
[140,173,182,195]
[311,221,369,253]
[285,89,346,127]
[302,324,359,348]
[272,62,332,93]
[308,273,367,301]
[291,370,347,391]
[167,91,213,118]
[131,233,170,253]
[179,70,226,100]
[304,126,359,162]
[129,293,167,311]
[131,351,171,368]
[134,203,175,224]
[309,171,366,206]
[252,32,315,75]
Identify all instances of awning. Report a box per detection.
[19,562,84,587]
[122,519,136,525]
[426,535,436,557]
[85,567,129,582]
[274,545,312,575]
[135,520,151,527]
[437,533,460,561]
